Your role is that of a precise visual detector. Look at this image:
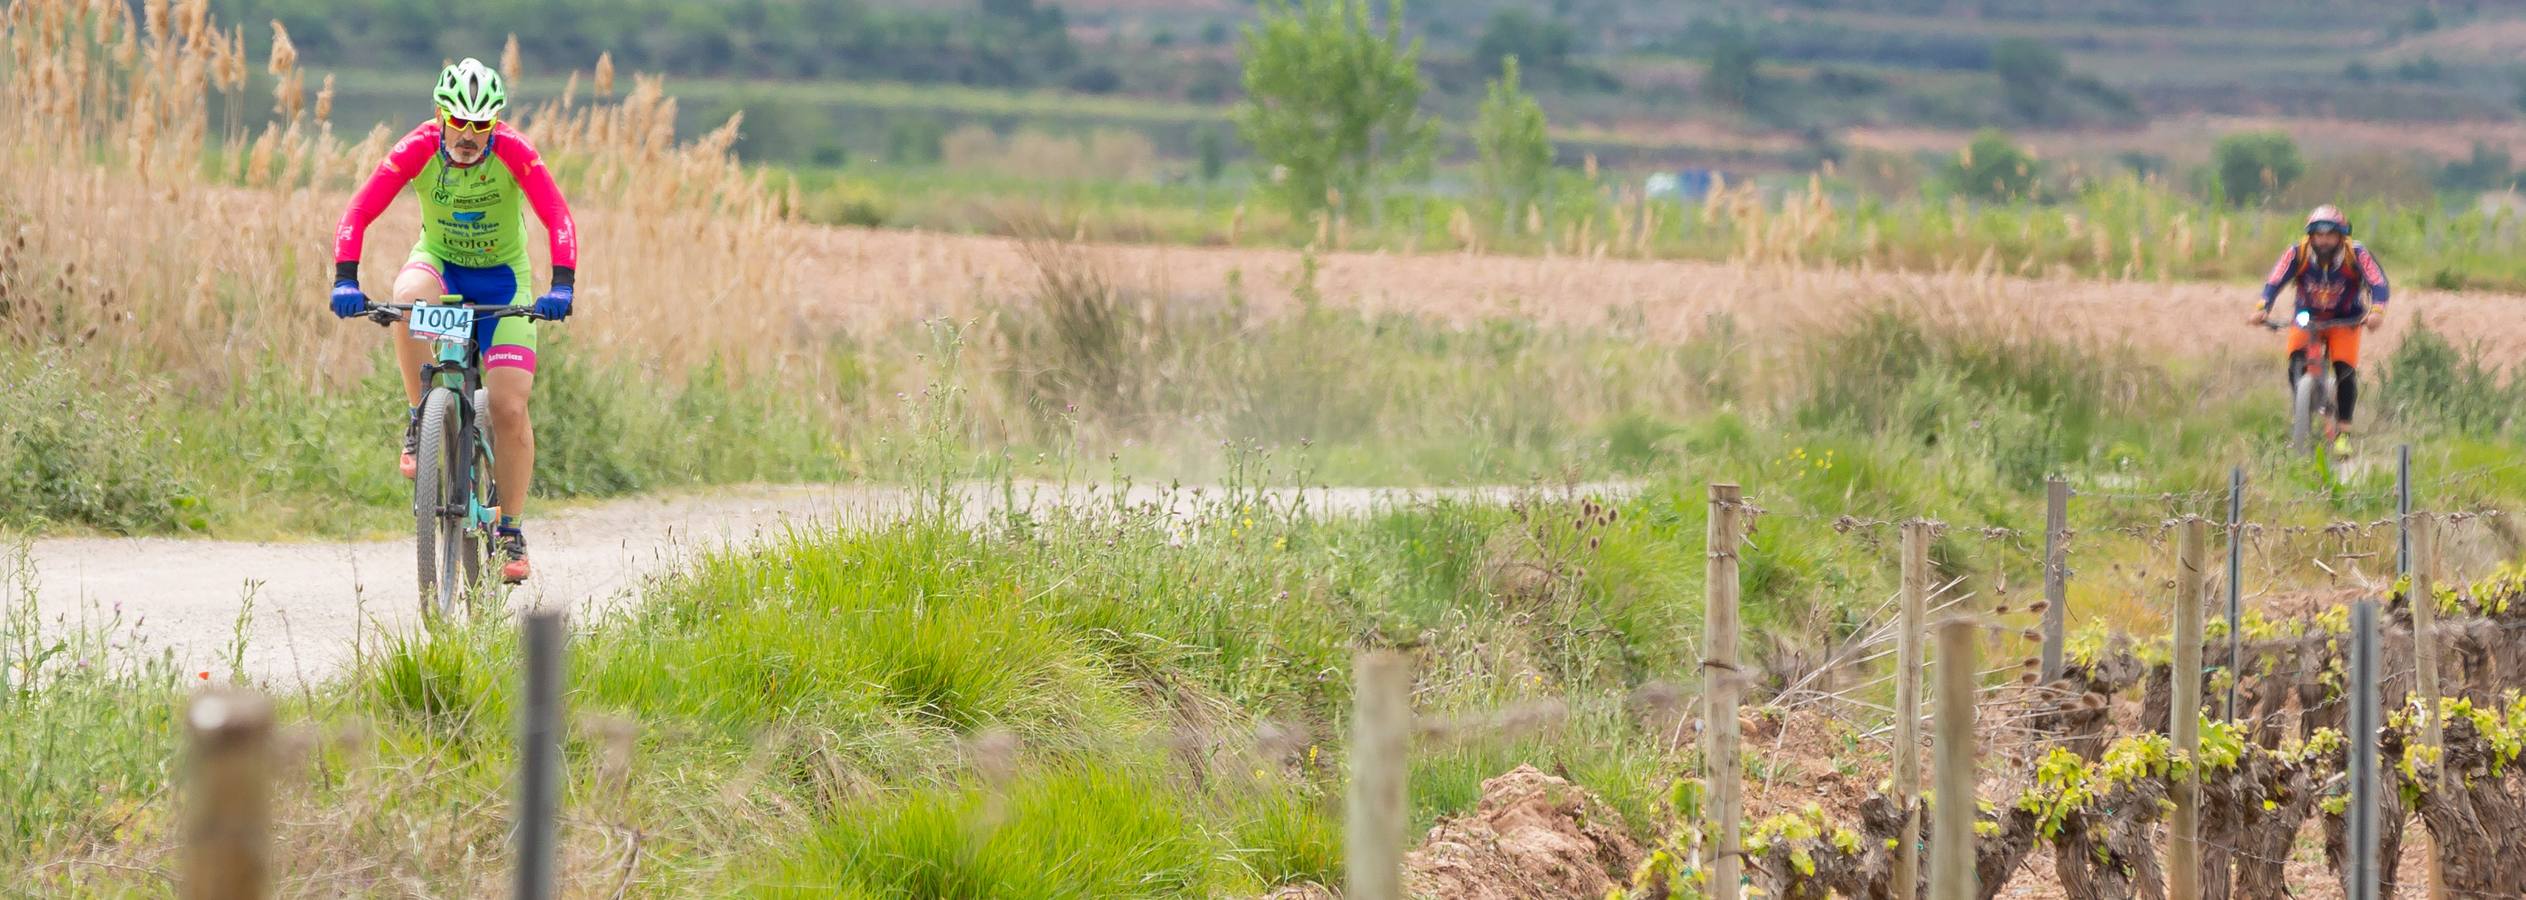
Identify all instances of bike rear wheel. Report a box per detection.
[413,388,470,618]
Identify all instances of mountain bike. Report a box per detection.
[359,296,544,618]
[2262,310,2363,458]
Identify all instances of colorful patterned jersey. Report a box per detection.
[334,121,578,272]
[2261,240,2389,316]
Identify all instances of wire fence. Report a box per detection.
[135,448,2526,899]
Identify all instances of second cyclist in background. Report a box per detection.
[2250,205,2389,456]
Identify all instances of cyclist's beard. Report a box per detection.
[448,137,486,164]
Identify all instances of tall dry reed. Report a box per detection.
[0,0,819,397]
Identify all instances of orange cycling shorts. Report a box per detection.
[2285,325,2361,367]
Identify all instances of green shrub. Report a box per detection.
[0,351,201,533]
[2212,131,2306,206]
[2386,320,2519,435]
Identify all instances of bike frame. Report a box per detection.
[2289,316,2359,408]
[2266,310,2362,455]
[411,296,506,536]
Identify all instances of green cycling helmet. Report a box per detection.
[433,58,507,121]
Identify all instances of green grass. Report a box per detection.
[17,295,2526,891]
[3,334,846,539]
[778,160,2526,298]
[20,394,2518,892]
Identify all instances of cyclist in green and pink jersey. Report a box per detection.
[329,58,579,583]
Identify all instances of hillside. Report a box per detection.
[218,0,2526,173]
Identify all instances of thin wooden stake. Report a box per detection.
[1704,483,1745,900]
[1930,619,1977,900]
[2398,444,2413,577]
[2168,517,2206,900]
[1347,650,1412,900]
[2225,467,2244,721]
[2412,514,2442,760]
[2411,514,2448,900]
[2040,478,2069,682]
[1895,519,1932,900]
[184,688,274,900]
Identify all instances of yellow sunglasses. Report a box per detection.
[442,111,496,134]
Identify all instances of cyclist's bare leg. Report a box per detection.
[486,366,534,521]
[389,266,443,407]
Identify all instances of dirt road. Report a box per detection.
[24,481,1625,685]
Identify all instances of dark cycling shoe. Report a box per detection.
[399,410,422,480]
[497,529,532,584]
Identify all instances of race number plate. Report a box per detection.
[408,304,475,343]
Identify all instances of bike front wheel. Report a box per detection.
[2290,371,2323,457]
[413,388,470,619]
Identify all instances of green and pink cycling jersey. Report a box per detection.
[334,120,577,371]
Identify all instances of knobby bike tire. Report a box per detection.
[415,388,464,618]
[2291,372,2322,457]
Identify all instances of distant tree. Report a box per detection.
[2395,55,2446,82]
[1236,0,1438,217]
[1474,56,1555,229]
[1702,24,1760,110]
[2345,60,2375,83]
[1195,126,1228,183]
[1202,21,1233,46]
[2441,140,2515,193]
[2117,151,2166,179]
[1989,37,2064,122]
[2212,131,2305,206]
[1066,65,1123,94]
[1945,129,2039,201]
[1474,9,1574,77]
[982,0,1063,34]
[1187,61,1241,103]
[886,116,947,166]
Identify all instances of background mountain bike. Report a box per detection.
[2263,310,2363,458]
[360,296,545,618]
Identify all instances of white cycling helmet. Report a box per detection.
[433,58,507,121]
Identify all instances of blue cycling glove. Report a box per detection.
[532,283,574,321]
[330,279,368,319]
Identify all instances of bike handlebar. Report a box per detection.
[359,300,545,326]
[2259,315,2363,332]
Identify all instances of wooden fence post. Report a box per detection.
[2411,514,2447,900]
[516,610,566,900]
[2040,478,2069,682]
[184,688,274,900]
[1703,484,1745,900]
[1929,618,1977,900]
[2411,514,2443,761]
[1894,519,1932,900]
[1348,650,1412,900]
[2168,517,2206,900]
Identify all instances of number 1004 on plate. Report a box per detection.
[408,304,474,342]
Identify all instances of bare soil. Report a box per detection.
[786,225,2526,366]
